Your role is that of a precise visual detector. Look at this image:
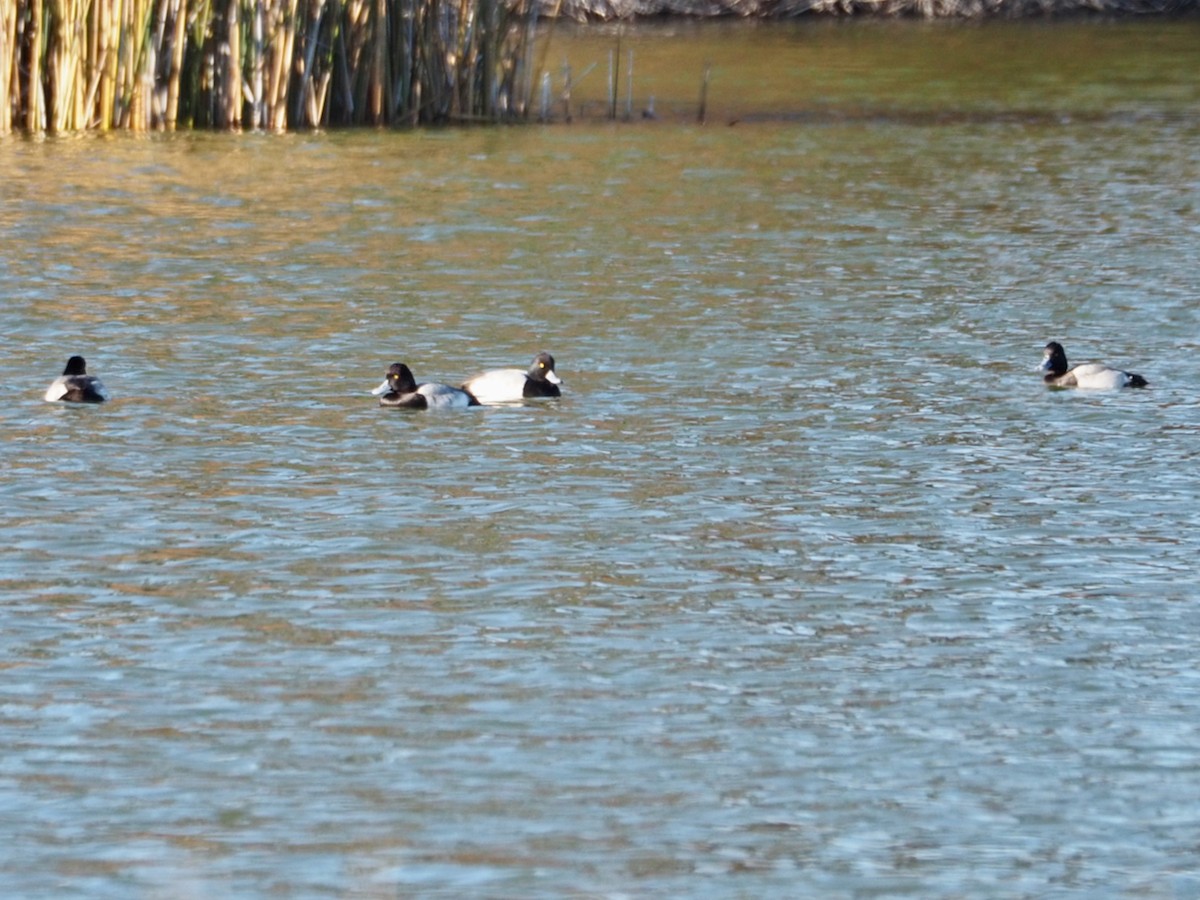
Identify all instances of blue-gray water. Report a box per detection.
[2,19,1199,898]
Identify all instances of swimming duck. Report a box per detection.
[372,362,479,409]
[461,351,563,404]
[1040,341,1148,390]
[44,355,108,403]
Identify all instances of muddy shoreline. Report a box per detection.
[542,0,1196,20]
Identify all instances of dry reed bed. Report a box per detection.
[0,0,539,134]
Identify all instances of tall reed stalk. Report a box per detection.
[0,0,537,133]
[0,1,13,134]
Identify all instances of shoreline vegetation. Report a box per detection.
[0,0,540,133]
[1,0,1195,136]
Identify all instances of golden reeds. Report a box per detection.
[0,0,538,134]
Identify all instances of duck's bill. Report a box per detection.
[370,379,390,395]
[546,371,563,385]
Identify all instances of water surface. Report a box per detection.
[2,19,1200,898]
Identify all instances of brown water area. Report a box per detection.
[534,18,1200,124]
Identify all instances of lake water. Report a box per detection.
[2,17,1199,898]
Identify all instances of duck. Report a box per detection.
[461,351,563,404]
[44,355,108,403]
[371,362,479,409]
[1039,341,1148,390]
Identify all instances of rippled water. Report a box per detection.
[2,19,1200,898]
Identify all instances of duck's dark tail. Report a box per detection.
[1129,373,1149,388]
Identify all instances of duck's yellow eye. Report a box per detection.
[539,362,546,369]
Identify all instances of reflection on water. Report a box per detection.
[2,19,1200,898]
[540,17,1200,122]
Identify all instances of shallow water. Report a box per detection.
[2,18,1200,898]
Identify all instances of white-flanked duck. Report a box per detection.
[1040,342,1148,390]
[461,351,563,404]
[44,355,108,403]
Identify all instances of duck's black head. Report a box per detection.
[1040,342,1068,379]
[528,352,561,384]
[386,363,418,394]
